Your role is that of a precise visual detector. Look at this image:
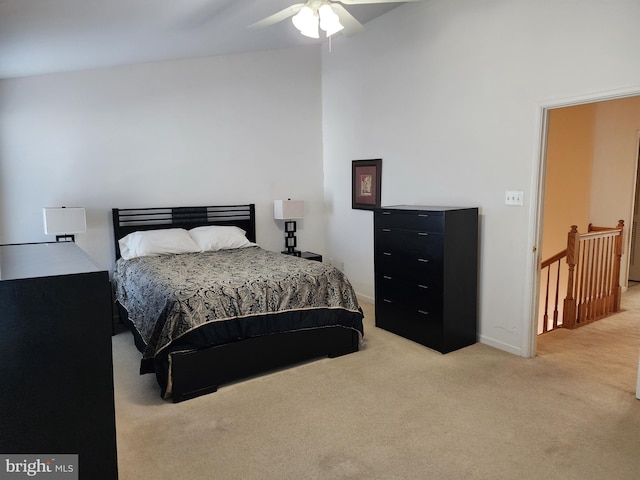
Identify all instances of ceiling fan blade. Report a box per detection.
[338,0,422,4]
[333,4,365,36]
[248,3,305,29]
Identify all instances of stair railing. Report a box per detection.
[563,221,624,329]
[540,221,624,333]
[540,249,567,333]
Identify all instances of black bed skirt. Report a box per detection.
[117,303,363,401]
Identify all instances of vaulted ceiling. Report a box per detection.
[0,0,403,79]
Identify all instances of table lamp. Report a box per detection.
[43,207,86,242]
[274,199,304,256]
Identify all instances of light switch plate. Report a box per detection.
[505,190,524,206]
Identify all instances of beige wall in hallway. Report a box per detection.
[541,103,595,260]
[591,96,640,284]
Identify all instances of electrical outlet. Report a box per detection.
[505,190,524,206]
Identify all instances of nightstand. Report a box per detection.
[301,251,322,262]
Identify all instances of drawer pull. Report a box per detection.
[417,310,430,316]
[382,212,391,215]
[418,214,430,217]
[418,284,429,289]
[383,252,392,256]
[383,275,393,280]
[417,258,429,263]
[383,299,393,303]
[382,228,392,232]
[418,232,429,236]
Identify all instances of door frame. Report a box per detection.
[629,136,640,281]
[525,85,640,358]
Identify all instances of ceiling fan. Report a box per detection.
[249,0,421,39]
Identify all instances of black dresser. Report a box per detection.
[0,242,118,479]
[374,206,478,353]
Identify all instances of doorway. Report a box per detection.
[530,92,640,356]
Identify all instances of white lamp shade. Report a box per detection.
[274,200,304,220]
[319,4,344,37]
[292,6,319,38]
[43,207,87,235]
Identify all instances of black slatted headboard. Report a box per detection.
[112,204,256,259]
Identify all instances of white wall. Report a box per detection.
[0,46,325,271]
[321,0,640,355]
[3,0,640,358]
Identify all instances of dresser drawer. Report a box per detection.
[376,210,444,232]
[376,301,443,348]
[375,253,443,283]
[376,229,443,260]
[375,274,443,314]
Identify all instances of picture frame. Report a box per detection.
[352,159,382,210]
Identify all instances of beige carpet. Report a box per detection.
[113,292,640,479]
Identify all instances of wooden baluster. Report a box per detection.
[587,239,593,319]
[553,258,561,329]
[543,265,550,333]
[604,234,611,315]
[540,250,567,333]
[578,237,589,326]
[585,238,593,323]
[601,237,608,317]
[603,236,612,315]
[591,237,598,321]
[563,226,579,329]
[578,238,586,326]
[613,220,624,312]
[595,237,603,319]
[607,237,616,315]
[587,237,596,324]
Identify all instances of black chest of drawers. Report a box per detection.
[374,206,478,353]
[0,242,118,479]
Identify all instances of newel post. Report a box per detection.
[563,225,579,329]
[612,220,624,312]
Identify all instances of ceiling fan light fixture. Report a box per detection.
[300,23,320,38]
[318,4,344,37]
[292,6,320,39]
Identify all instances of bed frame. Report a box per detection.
[112,204,360,402]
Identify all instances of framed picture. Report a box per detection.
[352,159,382,210]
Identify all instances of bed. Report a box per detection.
[111,204,364,402]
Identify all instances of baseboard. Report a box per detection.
[356,292,374,305]
[479,335,523,356]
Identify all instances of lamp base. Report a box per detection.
[283,220,300,254]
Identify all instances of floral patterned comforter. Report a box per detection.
[113,246,363,362]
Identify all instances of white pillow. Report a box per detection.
[188,225,255,252]
[119,228,199,260]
